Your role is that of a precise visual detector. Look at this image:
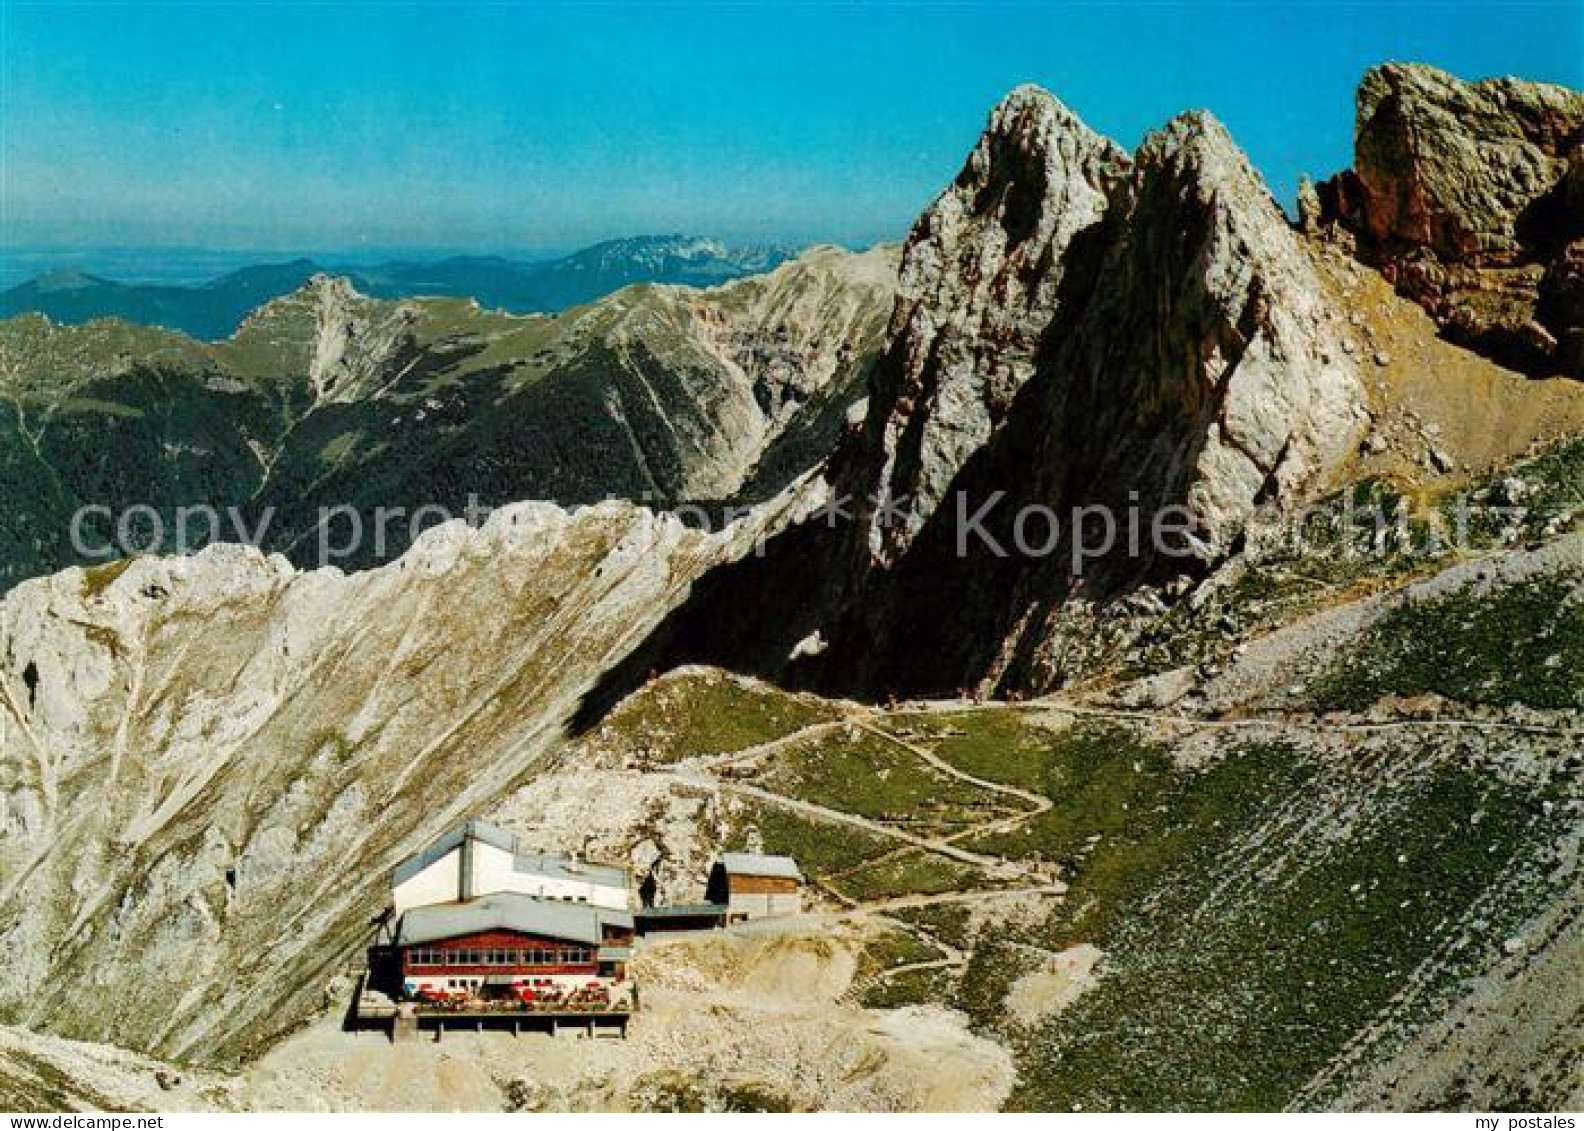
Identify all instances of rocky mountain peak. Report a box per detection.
[853,86,1363,568]
[230,273,418,401]
[1318,62,1584,375]
[304,274,404,401]
[758,84,1369,695]
[1135,108,1247,191]
[1121,108,1364,553]
[861,84,1132,562]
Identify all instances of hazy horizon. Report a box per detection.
[0,234,861,291]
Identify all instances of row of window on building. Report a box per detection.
[405,946,593,967]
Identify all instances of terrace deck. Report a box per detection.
[348,975,632,1041]
[404,1009,630,1040]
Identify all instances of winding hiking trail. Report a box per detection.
[896,694,1579,739]
[672,768,1026,872]
[853,720,1052,822]
[663,679,1577,1000]
[669,699,1072,997]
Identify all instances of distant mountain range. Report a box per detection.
[0,235,800,340]
[0,244,894,588]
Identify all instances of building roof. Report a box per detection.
[391,820,629,890]
[396,892,634,947]
[392,819,517,887]
[512,852,629,889]
[635,902,729,919]
[720,852,802,880]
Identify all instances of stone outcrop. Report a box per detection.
[1318,63,1584,375]
[230,273,420,404]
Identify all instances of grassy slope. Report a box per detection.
[1307,573,1584,711]
[797,707,1570,1109]
[969,733,1570,1110]
[594,669,836,764]
[588,549,1580,1110]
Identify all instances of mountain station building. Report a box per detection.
[365,821,806,1035]
[392,819,631,915]
[378,821,636,1012]
[395,891,635,999]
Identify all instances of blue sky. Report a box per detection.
[2,1,1579,253]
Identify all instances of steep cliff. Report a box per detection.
[1318,63,1584,376]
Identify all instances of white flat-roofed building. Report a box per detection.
[392,820,631,915]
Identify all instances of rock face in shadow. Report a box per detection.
[1318,63,1584,376]
[700,87,1366,698]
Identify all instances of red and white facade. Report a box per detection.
[387,823,636,1009]
[398,918,634,1004]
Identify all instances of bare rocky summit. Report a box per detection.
[865,86,1132,562]
[1318,62,1584,376]
[719,87,1370,697]
[863,88,1367,568]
